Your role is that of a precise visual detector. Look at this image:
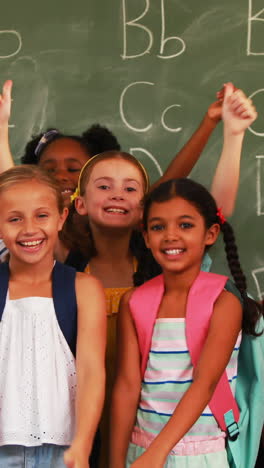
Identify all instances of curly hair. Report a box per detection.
[21,124,121,165]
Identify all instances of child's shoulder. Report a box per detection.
[120,287,136,308]
[75,271,104,292]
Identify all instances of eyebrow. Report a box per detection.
[148,214,195,222]
[7,206,51,214]
[41,157,83,165]
[93,176,141,186]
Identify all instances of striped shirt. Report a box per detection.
[131,318,241,453]
[0,240,8,263]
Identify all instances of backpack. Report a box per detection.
[129,271,264,468]
[0,261,77,356]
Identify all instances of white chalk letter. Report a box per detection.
[247,0,264,55]
[256,155,264,216]
[161,104,182,132]
[0,30,22,58]
[251,267,264,301]
[158,0,186,59]
[130,147,163,177]
[122,0,153,59]
[120,81,154,132]
[248,89,264,136]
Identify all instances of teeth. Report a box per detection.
[62,189,72,194]
[164,249,184,255]
[106,208,126,214]
[21,240,42,247]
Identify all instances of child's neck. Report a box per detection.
[9,255,54,285]
[158,266,201,319]
[8,255,55,299]
[88,224,135,288]
[163,265,201,295]
[54,238,70,263]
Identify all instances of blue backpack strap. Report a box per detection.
[0,262,9,320]
[52,261,77,357]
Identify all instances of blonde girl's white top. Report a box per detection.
[0,293,77,447]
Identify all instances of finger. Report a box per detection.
[2,80,12,101]
[223,82,234,103]
[227,91,248,112]
[64,452,75,468]
[217,82,239,100]
[240,108,257,120]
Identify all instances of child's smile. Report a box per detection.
[0,181,67,265]
[144,197,218,275]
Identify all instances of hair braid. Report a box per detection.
[221,221,263,335]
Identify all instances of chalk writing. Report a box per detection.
[120,81,154,132]
[130,147,163,177]
[248,89,264,136]
[256,156,264,216]
[122,0,185,59]
[161,104,182,133]
[247,0,264,56]
[120,81,183,133]
[0,30,22,58]
[251,267,264,300]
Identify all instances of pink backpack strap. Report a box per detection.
[129,274,164,378]
[185,271,240,439]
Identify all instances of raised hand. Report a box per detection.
[222,82,257,135]
[0,80,12,126]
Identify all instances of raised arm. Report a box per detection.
[64,273,106,468]
[0,80,15,172]
[109,290,142,468]
[129,291,242,468]
[210,83,257,217]
[151,94,223,190]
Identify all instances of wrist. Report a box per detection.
[70,436,92,455]
[0,122,9,133]
[146,442,168,466]
[204,111,220,129]
[223,125,245,141]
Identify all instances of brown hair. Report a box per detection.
[61,151,149,257]
[0,165,65,214]
[76,150,149,197]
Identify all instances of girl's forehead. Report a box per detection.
[0,180,58,204]
[149,197,201,216]
[89,158,145,181]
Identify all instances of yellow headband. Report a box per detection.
[70,153,150,202]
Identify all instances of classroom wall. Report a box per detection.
[1,0,263,298]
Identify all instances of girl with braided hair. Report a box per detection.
[110,178,263,468]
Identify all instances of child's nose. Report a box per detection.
[55,169,70,183]
[110,191,124,201]
[24,219,38,234]
[164,228,179,241]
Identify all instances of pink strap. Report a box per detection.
[185,271,240,433]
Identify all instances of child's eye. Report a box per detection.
[68,168,81,173]
[37,213,49,219]
[125,186,136,192]
[150,224,164,231]
[180,222,193,229]
[98,185,110,190]
[9,217,21,223]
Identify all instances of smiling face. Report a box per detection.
[75,158,145,230]
[0,180,68,266]
[144,197,219,276]
[39,137,90,205]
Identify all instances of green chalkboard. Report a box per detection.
[0,0,263,297]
